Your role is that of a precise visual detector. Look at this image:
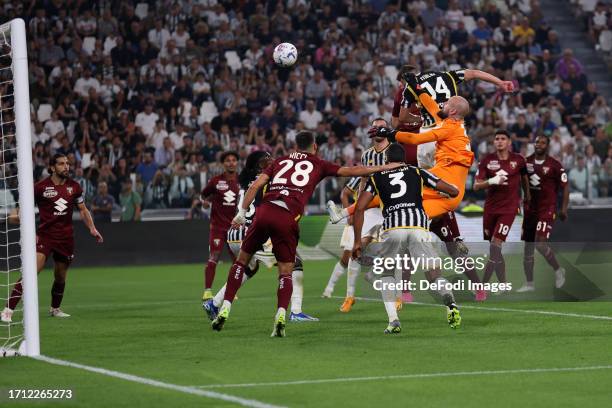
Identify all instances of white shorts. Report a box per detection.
[417,126,436,169]
[378,228,440,274]
[362,208,384,239]
[229,241,276,270]
[340,225,354,250]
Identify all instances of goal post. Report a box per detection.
[0,18,39,357]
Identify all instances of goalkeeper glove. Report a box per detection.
[232,208,247,225]
[375,127,397,143]
[487,174,508,185]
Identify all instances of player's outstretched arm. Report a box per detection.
[352,189,374,259]
[434,180,459,198]
[232,173,270,225]
[78,202,103,243]
[464,69,515,93]
[337,163,402,177]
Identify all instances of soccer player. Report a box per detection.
[200,151,240,302]
[353,144,461,333]
[322,176,359,298]
[517,135,569,292]
[1,154,103,323]
[204,151,318,322]
[211,131,400,337]
[474,130,530,285]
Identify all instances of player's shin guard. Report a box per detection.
[325,261,346,295]
[223,262,246,307]
[489,244,506,283]
[346,258,361,297]
[51,280,66,309]
[7,279,23,310]
[277,274,293,311]
[204,259,218,290]
[290,269,303,314]
[539,246,560,270]
[213,272,250,307]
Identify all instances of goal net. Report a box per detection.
[0,19,38,357]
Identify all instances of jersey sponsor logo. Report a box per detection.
[529,173,541,187]
[216,181,229,191]
[223,190,236,205]
[43,189,58,198]
[53,198,68,215]
[487,160,500,171]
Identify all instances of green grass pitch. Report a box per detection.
[1,259,611,407]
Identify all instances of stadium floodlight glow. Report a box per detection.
[0,18,39,357]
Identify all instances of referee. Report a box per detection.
[352,143,462,334]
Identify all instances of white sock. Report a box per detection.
[346,258,361,297]
[341,208,349,218]
[213,274,249,307]
[326,262,346,291]
[222,300,232,311]
[276,307,286,320]
[382,277,399,322]
[290,269,303,314]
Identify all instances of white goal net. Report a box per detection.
[0,19,38,357]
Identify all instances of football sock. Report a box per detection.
[326,261,346,292]
[482,259,497,283]
[524,255,535,282]
[277,274,293,310]
[213,273,249,307]
[204,259,218,290]
[7,279,23,310]
[223,262,246,304]
[434,277,456,305]
[381,276,399,322]
[490,244,506,283]
[290,269,303,314]
[346,258,361,297]
[51,280,65,309]
[463,265,481,284]
[540,247,560,270]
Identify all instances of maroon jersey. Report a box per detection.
[392,84,418,166]
[525,155,567,214]
[262,151,341,218]
[35,177,84,240]
[201,173,240,230]
[477,152,527,215]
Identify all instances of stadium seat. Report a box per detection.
[224,51,242,74]
[37,104,53,123]
[135,3,149,20]
[82,37,96,56]
[200,101,218,123]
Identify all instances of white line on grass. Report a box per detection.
[33,355,286,408]
[195,365,612,389]
[331,296,612,321]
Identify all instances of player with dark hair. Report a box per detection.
[2,154,103,323]
[200,151,240,302]
[211,131,400,337]
[474,130,530,286]
[353,143,462,333]
[517,135,569,292]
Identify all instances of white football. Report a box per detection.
[273,43,298,67]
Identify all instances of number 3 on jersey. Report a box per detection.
[272,159,314,187]
[388,172,406,199]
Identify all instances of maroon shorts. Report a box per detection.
[36,235,74,264]
[521,210,556,241]
[430,211,461,242]
[241,202,299,263]
[209,227,230,253]
[483,212,516,242]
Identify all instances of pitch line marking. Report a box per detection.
[33,355,286,408]
[331,296,612,321]
[195,365,612,389]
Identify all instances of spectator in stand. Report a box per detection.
[91,182,115,223]
[119,179,142,222]
[556,49,584,81]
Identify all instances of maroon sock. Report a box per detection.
[463,266,481,284]
[277,274,293,310]
[51,281,66,308]
[494,254,507,283]
[7,279,23,310]
[204,259,217,289]
[541,247,560,270]
[524,256,535,282]
[482,260,496,283]
[223,262,246,303]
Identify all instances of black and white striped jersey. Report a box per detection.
[365,165,440,231]
[401,69,466,128]
[226,183,264,243]
[361,144,390,167]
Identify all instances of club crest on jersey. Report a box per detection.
[487,160,500,171]
[216,181,228,191]
[213,239,220,246]
[43,188,58,198]
[542,166,550,175]
[67,186,73,194]
[510,161,517,169]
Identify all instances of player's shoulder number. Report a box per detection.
[272,159,314,187]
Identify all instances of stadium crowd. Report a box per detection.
[5,0,612,219]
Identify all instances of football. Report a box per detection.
[273,42,298,67]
